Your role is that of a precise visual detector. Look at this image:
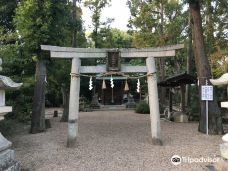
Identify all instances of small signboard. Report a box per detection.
[201,85,213,101]
[107,50,121,71]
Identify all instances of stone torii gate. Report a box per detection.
[41,44,184,147]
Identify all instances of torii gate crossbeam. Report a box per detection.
[41,44,184,147]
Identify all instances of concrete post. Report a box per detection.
[146,57,162,145]
[67,58,81,147]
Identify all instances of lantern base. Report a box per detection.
[0,133,20,171]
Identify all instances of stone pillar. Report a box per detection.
[146,57,162,145]
[0,90,5,106]
[67,58,81,147]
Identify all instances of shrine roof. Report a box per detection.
[0,75,23,90]
[158,72,197,87]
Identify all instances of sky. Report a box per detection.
[81,0,131,32]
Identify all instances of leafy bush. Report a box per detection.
[6,88,32,123]
[135,101,150,114]
[0,119,15,136]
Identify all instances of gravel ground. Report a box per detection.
[9,110,225,171]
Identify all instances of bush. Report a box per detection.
[6,89,32,123]
[0,119,15,136]
[135,101,150,114]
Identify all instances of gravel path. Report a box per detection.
[9,110,224,171]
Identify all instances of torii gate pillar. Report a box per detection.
[67,58,81,147]
[146,57,162,145]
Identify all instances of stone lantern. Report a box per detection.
[0,58,23,170]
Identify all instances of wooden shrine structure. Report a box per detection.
[41,44,184,147]
[158,72,197,113]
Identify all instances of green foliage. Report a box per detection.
[84,0,111,28]
[13,0,83,110]
[127,0,187,47]
[6,87,33,123]
[201,0,228,77]
[0,0,226,125]
[14,0,71,55]
[0,0,87,123]
[0,0,17,31]
[0,0,81,123]
[185,0,199,5]
[127,0,188,78]
[84,0,111,48]
[0,119,15,136]
[88,28,133,48]
[0,0,33,123]
[46,59,71,106]
[135,101,150,114]
[0,0,17,45]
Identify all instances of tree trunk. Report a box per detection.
[60,87,69,122]
[72,0,77,47]
[189,1,223,134]
[61,0,77,122]
[205,0,215,52]
[31,60,46,133]
[186,10,194,107]
[159,58,166,109]
[159,1,166,109]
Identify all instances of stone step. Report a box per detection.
[102,105,126,108]
[93,105,134,111]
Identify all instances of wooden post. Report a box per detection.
[67,58,81,147]
[146,57,162,145]
[180,84,186,112]
[169,89,173,112]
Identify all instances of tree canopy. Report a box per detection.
[14,0,71,55]
[0,0,227,135]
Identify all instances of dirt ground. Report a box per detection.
[9,109,227,171]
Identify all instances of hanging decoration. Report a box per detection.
[79,72,147,80]
[137,79,140,93]
[82,72,148,91]
[110,75,114,88]
[124,80,129,91]
[89,76,93,90]
[102,79,106,89]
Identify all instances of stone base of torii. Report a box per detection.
[41,44,184,147]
